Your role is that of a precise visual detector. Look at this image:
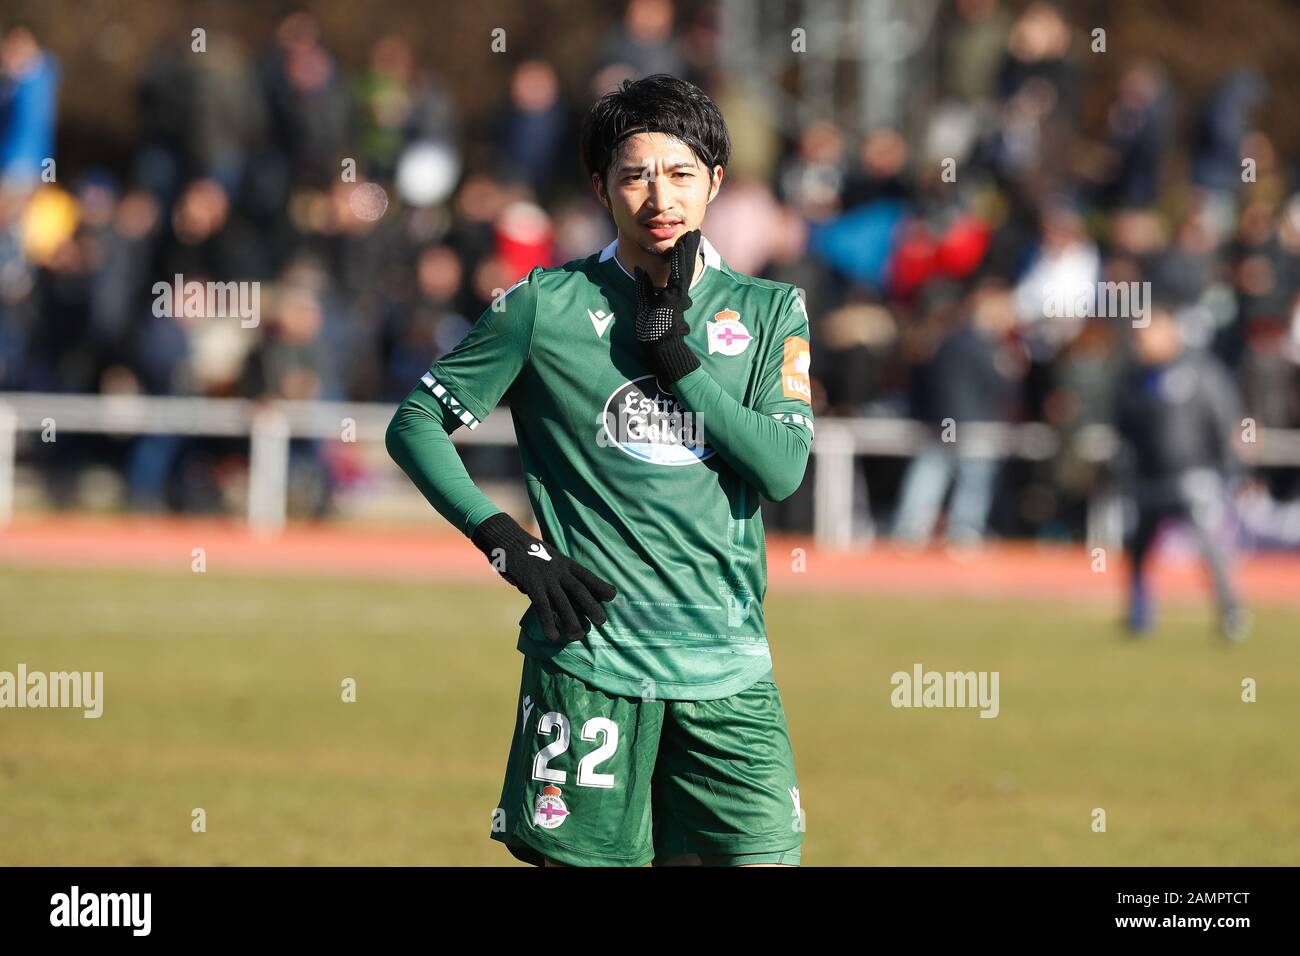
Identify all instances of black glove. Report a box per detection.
[471,512,617,643]
[633,228,702,384]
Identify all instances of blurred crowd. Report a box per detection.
[2,0,1299,541]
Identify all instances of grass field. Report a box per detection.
[1,565,1297,866]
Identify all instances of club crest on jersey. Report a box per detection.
[533,785,570,830]
[600,375,714,466]
[707,309,751,356]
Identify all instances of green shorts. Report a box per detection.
[490,653,804,867]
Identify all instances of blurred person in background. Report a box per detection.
[0,23,58,189]
[550,195,616,265]
[757,205,839,344]
[1088,61,1173,212]
[756,208,838,533]
[83,179,160,369]
[1040,315,1118,536]
[1235,226,1300,506]
[134,37,194,205]
[776,119,848,223]
[842,127,913,211]
[125,279,195,510]
[494,60,570,201]
[997,1,1077,113]
[1224,199,1291,368]
[1114,305,1248,641]
[443,172,514,290]
[1149,204,1221,311]
[24,185,95,393]
[259,10,351,190]
[382,243,470,401]
[240,280,336,517]
[190,32,266,198]
[255,282,330,398]
[355,36,419,181]
[888,160,992,303]
[988,1,1078,196]
[893,279,1020,548]
[600,0,684,79]
[1191,68,1267,242]
[0,184,28,387]
[706,73,781,184]
[1100,209,1168,316]
[1012,198,1098,417]
[813,298,897,416]
[941,0,1012,113]
[699,170,785,276]
[163,177,265,283]
[805,127,910,294]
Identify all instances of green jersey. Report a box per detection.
[421,235,813,700]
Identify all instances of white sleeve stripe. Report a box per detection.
[420,372,480,430]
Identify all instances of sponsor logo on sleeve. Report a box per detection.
[781,336,812,401]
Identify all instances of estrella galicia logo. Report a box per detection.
[600,375,713,466]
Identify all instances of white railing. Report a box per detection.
[3,392,1300,547]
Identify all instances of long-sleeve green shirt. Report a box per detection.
[385,235,814,700]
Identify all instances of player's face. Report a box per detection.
[596,132,722,256]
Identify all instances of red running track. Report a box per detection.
[1,516,1297,607]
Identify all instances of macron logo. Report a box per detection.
[588,309,614,338]
[528,543,552,561]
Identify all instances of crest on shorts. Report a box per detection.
[533,784,570,830]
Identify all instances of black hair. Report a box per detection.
[579,74,731,189]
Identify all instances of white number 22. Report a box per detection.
[531,712,618,788]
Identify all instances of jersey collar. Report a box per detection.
[599,233,722,290]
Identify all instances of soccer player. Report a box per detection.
[386,74,813,866]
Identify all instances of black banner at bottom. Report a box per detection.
[0,866,1284,941]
